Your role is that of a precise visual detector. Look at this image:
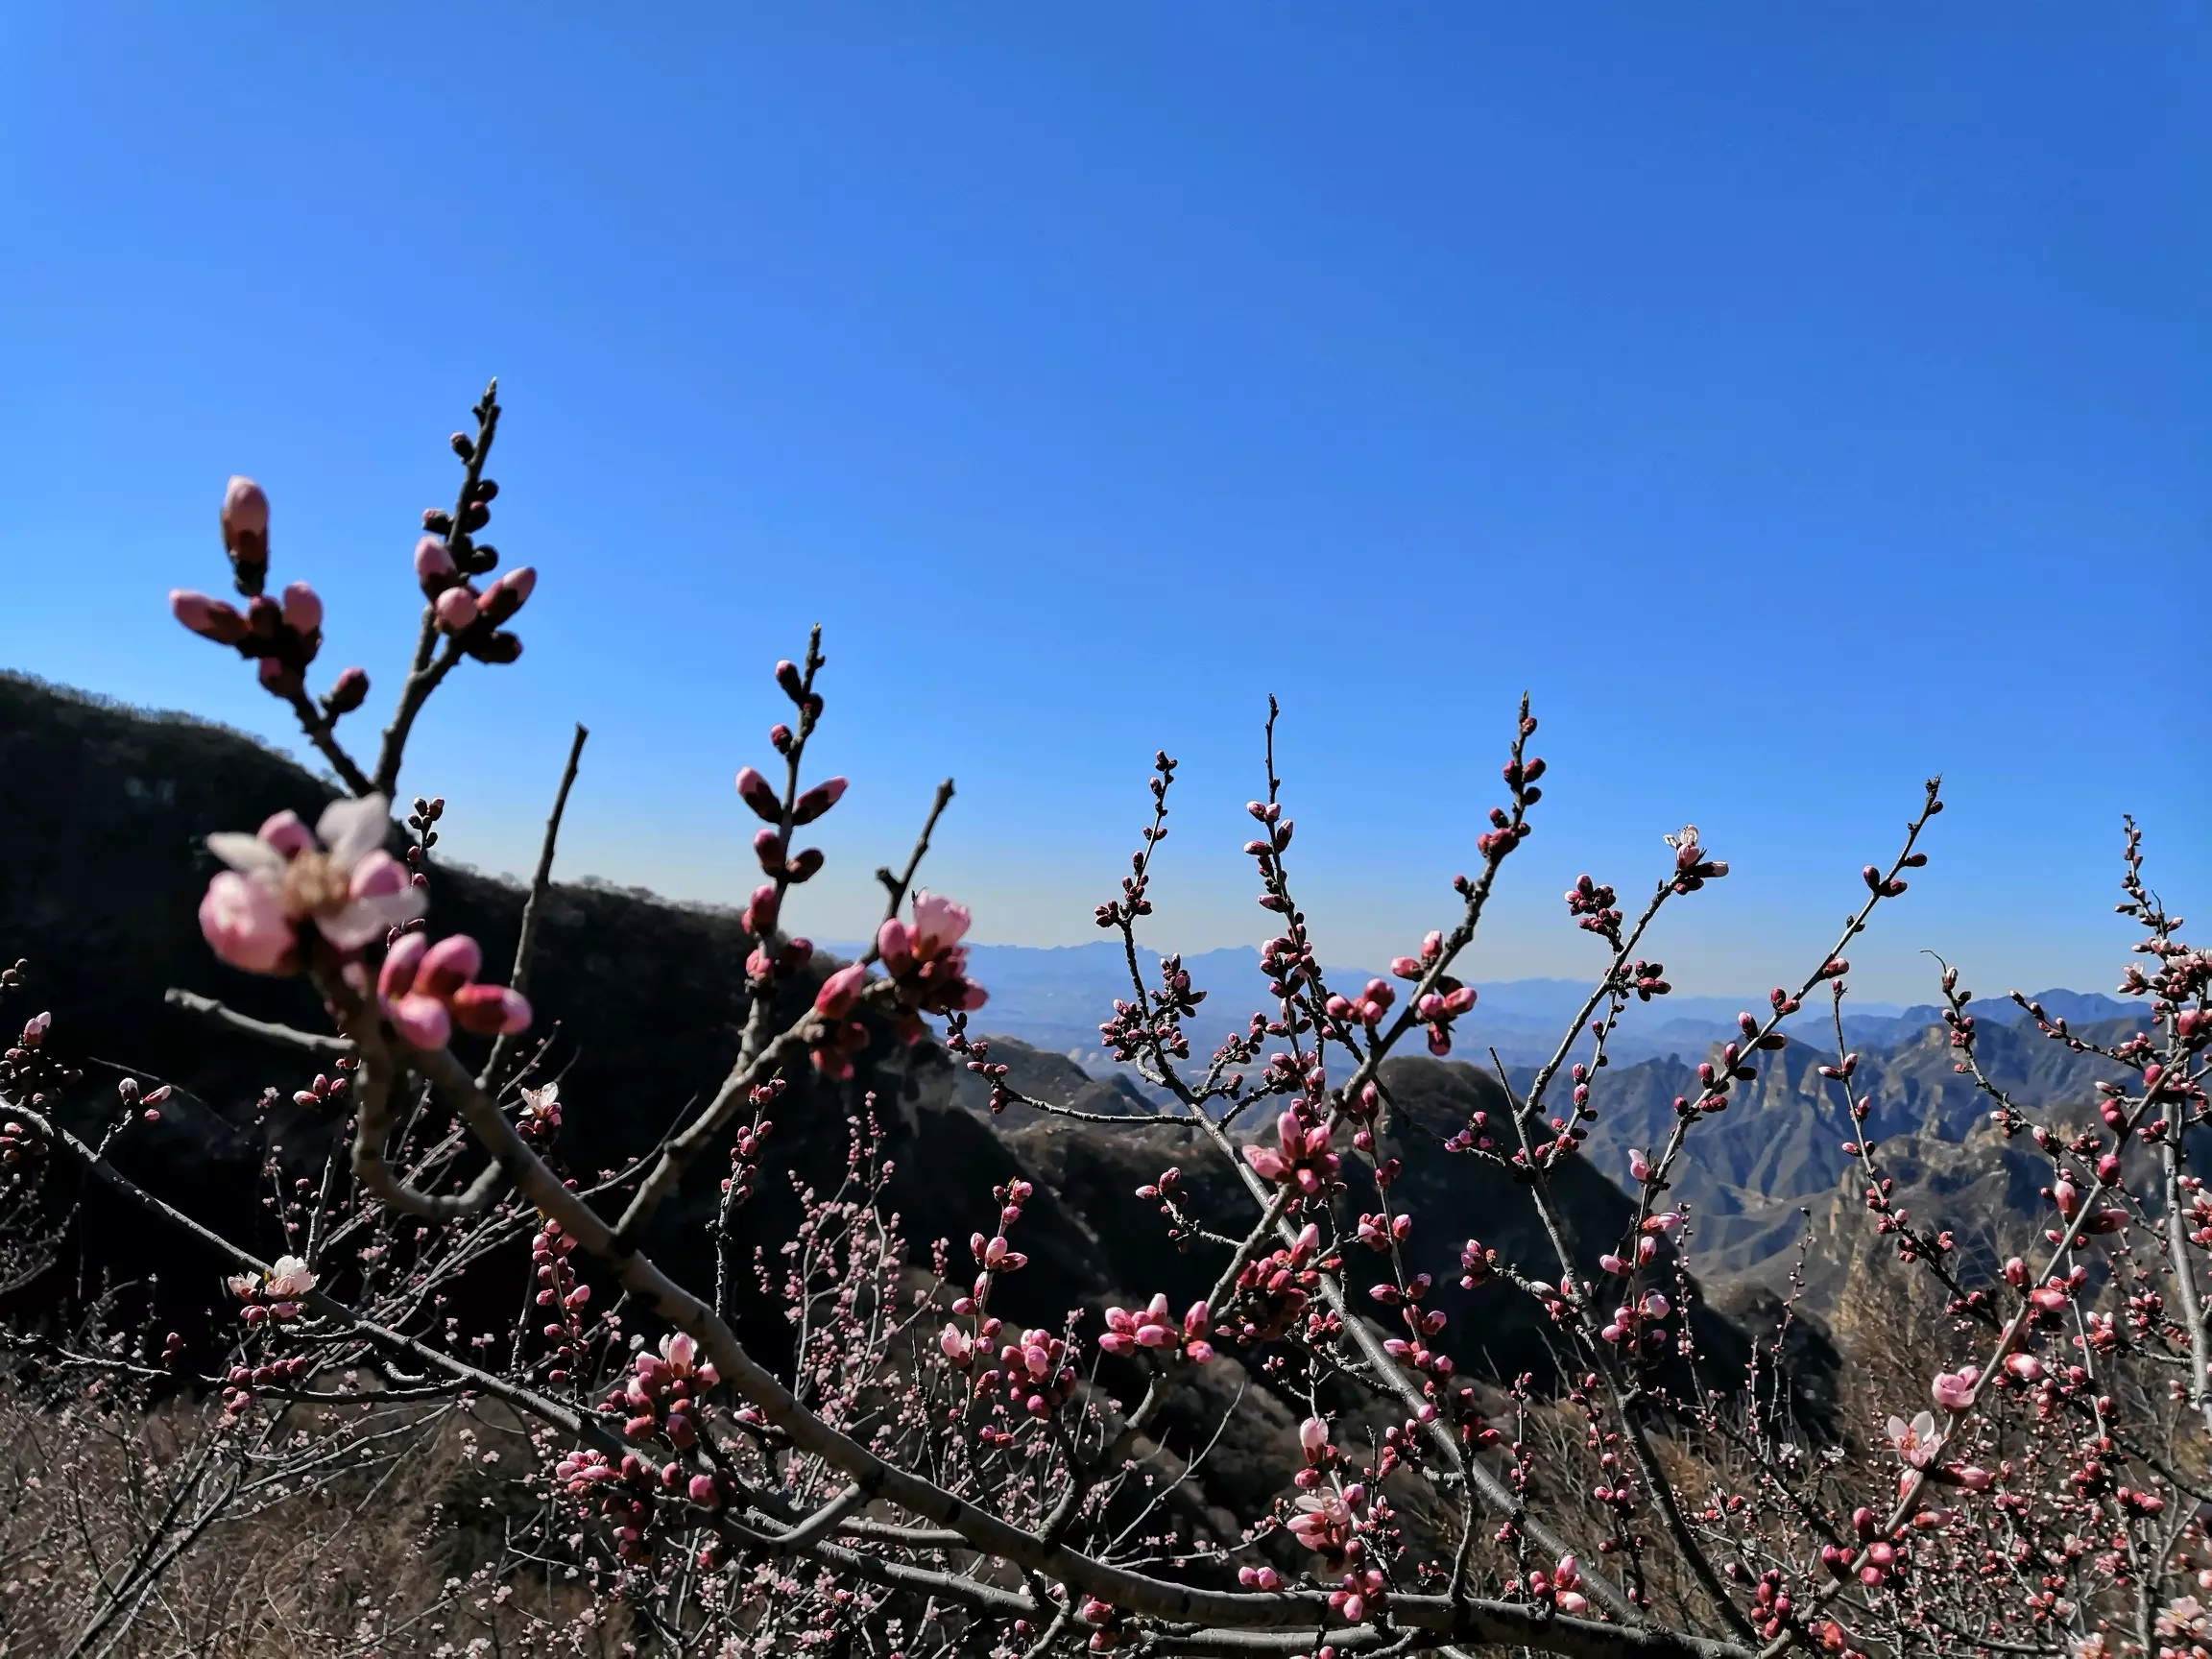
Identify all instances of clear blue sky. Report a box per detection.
[2,7,2204,1002]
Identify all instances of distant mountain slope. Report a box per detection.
[940,941,2128,1083]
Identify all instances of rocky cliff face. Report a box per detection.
[1558,1006,2130,1299]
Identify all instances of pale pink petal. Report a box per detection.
[256,810,317,857]
[910,891,972,957]
[200,872,292,974]
[207,831,288,877]
[316,795,392,872]
[265,1256,317,1297]
[349,849,410,902]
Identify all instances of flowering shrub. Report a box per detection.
[0,381,2205,1658]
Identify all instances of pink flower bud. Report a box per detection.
[435,586,479,633]
[814,963,870,1019]
[734,766,782,823]
[170,589,250,644]
[480,565,537,625]
[280,581,322,634]
[873,921,915,974]
[414,535,458,594]
[792,776,847,825]
[221,476,269,563]
[742,882,780,936]
[450,982,532,1036]
[325,666,369,714]
[419,934,484,998]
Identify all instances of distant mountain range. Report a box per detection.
[899,938,2129,1078]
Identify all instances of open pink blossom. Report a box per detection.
[199,795,422,974]
[377,932,531,1048]
[876,891,988,1027]
[1286,1489,1354,1557]
[1930,1364,1979,1411]
[1887,1410,1944,1469]
[1243,1110,1337,1195]
[228,1253,317,1320]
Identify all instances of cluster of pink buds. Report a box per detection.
[1599,1290,1671,1350]
[1458,1238,1498,1287]
[1331,1566,1387,1624]
[198,796,421,975]
[171,579,340,702]
[552,1449,661,1563]
[1382,930,1479,1055]
[1668,828,1730,894]
[1096,1294,1213,1364]
[531,1219,589,1380]
[415,545,535,663]
[1565,875,1623,945]
[1218,1223,1335,1345]
[2045,1176,2128,1239]
[1243,1109,1341,1198]
[1356,1210,1411,1252]
[1260,930,1318,998]
[1077,1598,1126,1652]
[286,1067,348,1111]
[376,931,531,1047]
[876,891,989,1041]
[1325,977,1396,1030]
[227,1254,318,1322]
[0,1118,49,1170]
[1,1010,81,1118]
[1527,1554,1588,1616]
[1133,1166,1204,1250]
[744,934,814,988]
[220,1354,309,1420]
[1821,1508,1909,1588]
[722,1081,780,1206]
[171,478,373,713]
[413,426,534,665]
[981,1327,1075,1419]
[737,763,844,891]
[1598,1234,1661,1277]
[611,1332,719,1451]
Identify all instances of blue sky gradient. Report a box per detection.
[1,7,2204,1001]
